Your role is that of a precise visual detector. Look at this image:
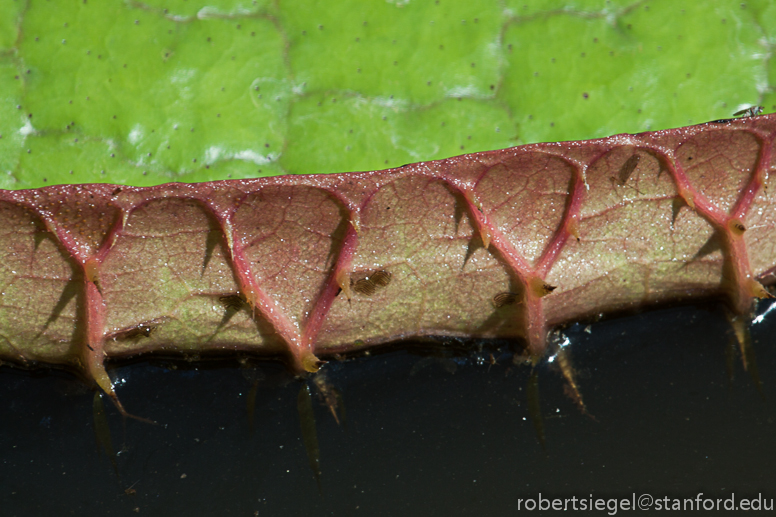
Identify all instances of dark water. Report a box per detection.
[1,300,775,516]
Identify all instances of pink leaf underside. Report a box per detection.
[1,115,775,383]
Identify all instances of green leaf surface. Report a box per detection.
[0,0,773,189]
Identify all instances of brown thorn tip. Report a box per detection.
[302,352,324,373]
[567,218,580,241]
[728,219,746,236]
[336,270,352,301]
[748,279,774,300]
[529,277,556,298]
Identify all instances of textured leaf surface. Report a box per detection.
[1,0,774,188]
[0,115,774,409]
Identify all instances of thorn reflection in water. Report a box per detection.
[92,391,118,476]
[549,334,592,418]
[297,383,322,493]
[726,311,763,397]
[724,336,736,386]
[246,379,260,434]
[409,356,458,376]
[311,371,346,429]
[526,369,546,450]
[240,363,265,434]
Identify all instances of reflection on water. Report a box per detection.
[2,300,776,515]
